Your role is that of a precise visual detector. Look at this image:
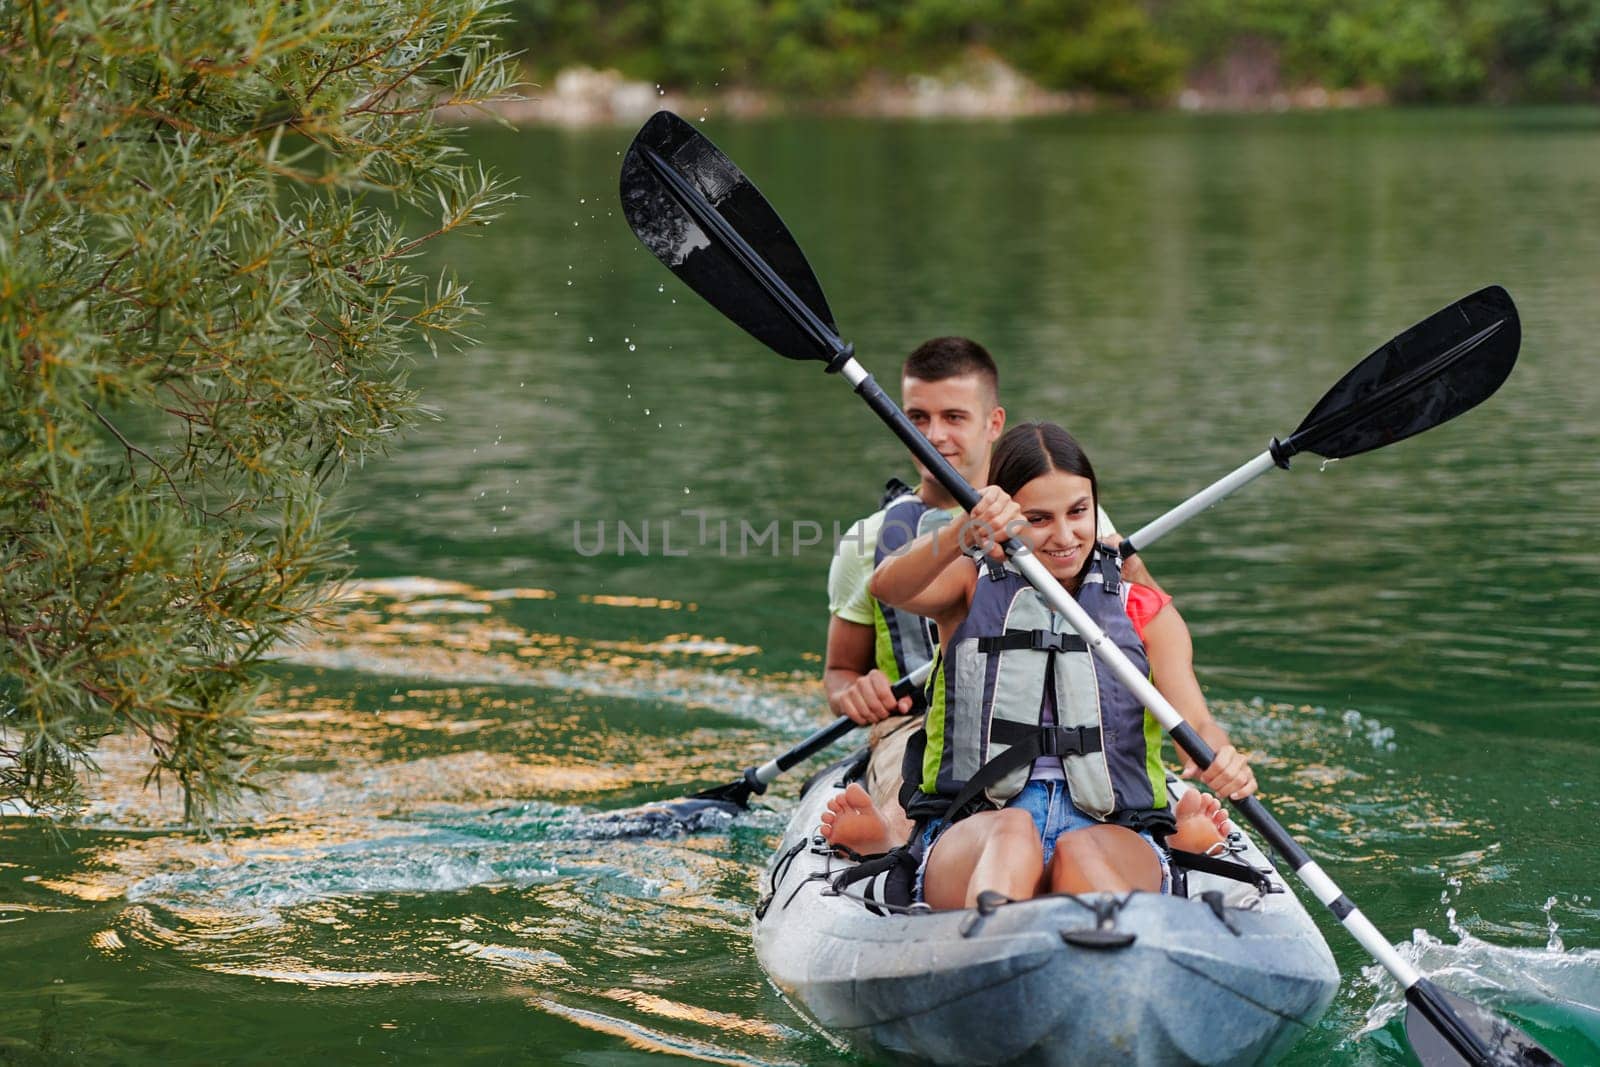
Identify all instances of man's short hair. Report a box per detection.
[902,337,999,403]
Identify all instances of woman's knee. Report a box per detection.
[983,809,1044,864]
[1049,825,1161,894]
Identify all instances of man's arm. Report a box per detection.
[824,615,911,726]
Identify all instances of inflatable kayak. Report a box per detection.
[754,751,1340,1066]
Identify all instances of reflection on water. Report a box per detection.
[4,563,1595,1065]
[279,576,811,739]
[0,577,830,1062]
[1357,901,1600,1056]
[6,110,1600,1065]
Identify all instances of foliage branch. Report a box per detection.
[0,0,516,821]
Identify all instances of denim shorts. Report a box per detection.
[913,779,1169,901]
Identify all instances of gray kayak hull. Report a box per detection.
[754,768,1340,1066]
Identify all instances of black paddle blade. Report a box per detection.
[583,796,745,838]
[692,775,758,809]
[1283,285,1520,461]
[1405,979,1562,1066]
[619,110,842,362]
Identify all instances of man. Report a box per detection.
[825,337,1152,843]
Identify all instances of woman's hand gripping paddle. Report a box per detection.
[619,109,1558,1067]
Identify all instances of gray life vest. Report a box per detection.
[870,488,951,681]
[917,546,1169,823]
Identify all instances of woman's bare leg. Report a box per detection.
[922,808,1044,910]
[1046,826,1162,895]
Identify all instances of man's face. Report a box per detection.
[900,373,1005,488]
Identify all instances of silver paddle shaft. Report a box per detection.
[1123,450,1280,556]
[1007,546,1423,991]
[750,658,936,787]
[835,355,1425,995]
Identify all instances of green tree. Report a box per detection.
[1003,0,1186,101]
[504,0,664,82]
[659,0,768,87]
[0,1,515,821]
[1481,0,1600,100]
[1323,0,1484,100]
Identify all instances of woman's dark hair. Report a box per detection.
[989,422,1097,506]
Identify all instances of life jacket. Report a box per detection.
[911,545,1170,829]
[870,480,951,682]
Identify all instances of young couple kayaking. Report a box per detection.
[820,337,1256,909]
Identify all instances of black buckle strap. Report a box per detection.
[990,720,1103,757]
[1166,848,1277,895]
[962,545,1007,582]
[932,722,1108,826]
[879,476,915,508]
[830,843,916,892]
[1114,807,1178,837]
[1096,545,1121,595]
[976,629,1088,654]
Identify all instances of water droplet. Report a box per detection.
[683,487,691,494]
[644,408,651,415]
[579,198,585,204]
[587,336,593,343]
[627,343,636,351]
[657,284,664,293]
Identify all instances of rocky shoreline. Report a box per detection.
[446,60,1387,128]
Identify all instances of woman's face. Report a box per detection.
[1011,470,1098,582]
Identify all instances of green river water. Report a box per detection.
[4,108,1600,1065]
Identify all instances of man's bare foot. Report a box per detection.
[818,782,899,856]
[1168,789,1232,854]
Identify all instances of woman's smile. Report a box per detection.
[1011,470,1098,578]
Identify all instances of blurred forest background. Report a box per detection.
[502,0,1600,105]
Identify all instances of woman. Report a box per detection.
[820,422,1255,910]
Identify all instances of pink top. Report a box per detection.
[1125,582,1173,641]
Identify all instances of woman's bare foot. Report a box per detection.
[818,783,899,856]
[1168,789,1232,854]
